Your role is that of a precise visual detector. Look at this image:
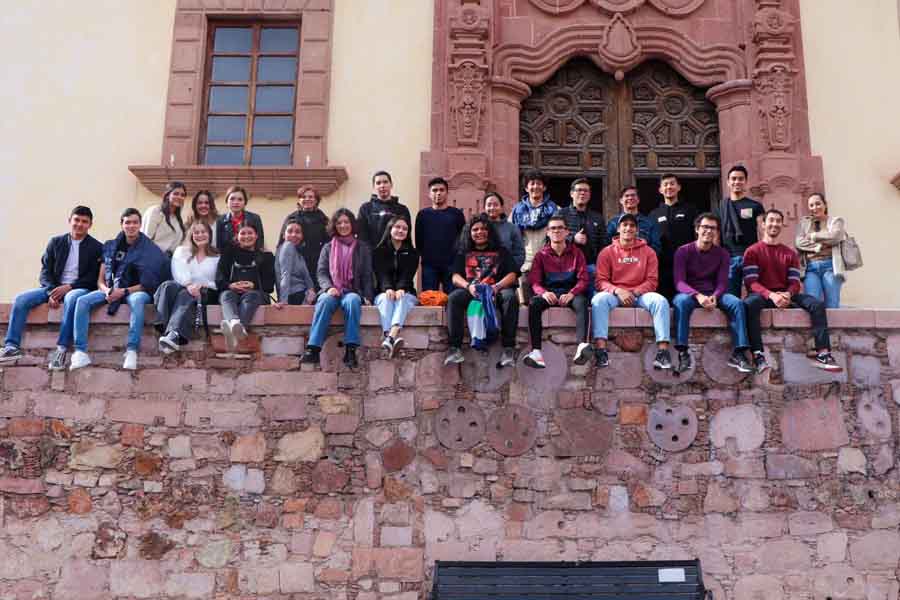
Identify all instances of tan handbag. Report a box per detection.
[840,236,863,270]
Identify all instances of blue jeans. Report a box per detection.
[803,259,842,308]
[308,292,361,348]
[727,255,744,298]
[591,291,670,343]
[73,290,152,352]
[673,292,748,350]
[5,287,89,349]
[421,264,455,293]
[375,292,418,333]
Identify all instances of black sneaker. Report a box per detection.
[675,349,692,374]
[594,348,609,368]
[727,351,754,373]
[812,352,843,372]
[343,344,359,369]
[300,346,321,365]
[0,346,23,364]
[753,352,770,374]
[653,349,673,370]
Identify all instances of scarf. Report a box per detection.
[719,197,743,246]
[329,235,357,294]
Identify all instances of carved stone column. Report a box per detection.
[489,77,531,203]
[706,79,754,178]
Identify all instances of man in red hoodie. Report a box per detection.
[524,215,591,369]
[591,213,672,369]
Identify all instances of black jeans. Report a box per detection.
[744,292,831,353]
[220,290,267,325]
[154,281,219,339]
[446,288,519,349]
[529,294,588,348]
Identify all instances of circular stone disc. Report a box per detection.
[701,335,750,385]
[858,390,892,441]
[486,405,538,457]
[460,345,514,392]
[647,402,698,452]
[434,400,486,450]
[515,341,568,394]
[643,343,694,385]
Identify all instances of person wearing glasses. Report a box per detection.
[672,213,752,375]
[557,178,606,298]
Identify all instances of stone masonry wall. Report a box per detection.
[1,304,900,599]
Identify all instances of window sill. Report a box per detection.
[128,165,349,198]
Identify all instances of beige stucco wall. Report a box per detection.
[0,0,433,300]
[799,0,900,307]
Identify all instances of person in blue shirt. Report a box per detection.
[606,185,661,254]
[414,177,465,293]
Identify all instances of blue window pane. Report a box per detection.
[252,116,293,143]
[258,57,297,82]
[213,28,252,53]
[260,28,298,53]
[255,86,295,113]
[251,146,292,166]
[205,146,245,165]
[207,116,246,143]
[212,57,251,82]
[209,86,249,113]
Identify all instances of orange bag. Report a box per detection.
[419,290,449,307]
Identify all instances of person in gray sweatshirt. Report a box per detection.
[274,218,316,306]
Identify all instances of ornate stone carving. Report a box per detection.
[751,0,798,152]
[528,0,706,17]
[754,66,793,151]
[450,61,487,146]
[599,13,641,71]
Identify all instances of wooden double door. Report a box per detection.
[519,59,721,218]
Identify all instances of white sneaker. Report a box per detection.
[122,350,138,370]
[231,319,247,341]
[69,350,92,371]
[523,348,545,369]
[573,342,592,365]
[220,319,235,352]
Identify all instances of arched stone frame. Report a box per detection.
[422,0,824,240]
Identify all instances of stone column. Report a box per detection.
[706,79,754,182]
[489,77,530,201]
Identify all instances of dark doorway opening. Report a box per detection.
[545,176,605,214]
[635,176,719,215]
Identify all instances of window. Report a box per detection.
[202,23,300,166]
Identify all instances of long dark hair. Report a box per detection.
[376,216,413,250]
[328,208,357,238]
[277,217,303,252]
[190,190,218,223]
[161,181,187,236]
[460,213,500,253]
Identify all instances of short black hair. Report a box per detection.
[694,212,720,229]
[70,206,93,221]
[617,213,638,228]
[659,173,679,184]
[548,214,568,227]
[764,208,785,221]
[727,165,748,178]
[483,191,505,207]
[372,170,393,184]
[522,169,546,186]
[619,185,638,198]
[427,177,449,190]
[570,178,590,192]
[120,207,141,223]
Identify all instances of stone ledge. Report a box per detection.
[1,303,897,330]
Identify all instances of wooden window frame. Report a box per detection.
[130,0,347,198]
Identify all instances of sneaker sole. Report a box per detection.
[653,362,673,370]
[444,356,464,366]
[812,362,843,372]
[0,355,22,364]
[727,360,753,374]
[390,339,404,359]
[523,357,546,369]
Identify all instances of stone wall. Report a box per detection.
[1,305,900,600]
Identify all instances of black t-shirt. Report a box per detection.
[452,247,517,286]
[716,197,764,256]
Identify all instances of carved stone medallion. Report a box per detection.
[486,405,538,457]
[435,400,486,451]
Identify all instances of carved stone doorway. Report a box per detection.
[519,59,720,218]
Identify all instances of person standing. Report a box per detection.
[357,171,412,247]
[511,169,559,300]
[743,209,842,372]
[277,186,330,288]
[216,185,265,250]
[606,185,661,254]
[414,177,465,292]
[714,165,764,297]
[374,216,420,357]
[0,206,103,369]
[185,190,219,248]
[650,173,697,300]
[142,181,187,256]
[795,192,847,308]
[557,178,605,297]
[523,215,592,368]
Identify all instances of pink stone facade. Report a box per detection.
[422,0,823,239]
[1,305,900,598]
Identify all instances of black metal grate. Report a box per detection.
[433,560,709,600]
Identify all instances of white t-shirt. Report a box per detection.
[60,238,82,285]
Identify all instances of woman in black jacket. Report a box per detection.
[215,222,274,352]
[277,186,330,288]
[215,185,265,250]
[373,216,419,358]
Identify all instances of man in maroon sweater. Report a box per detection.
[742,208,842,372]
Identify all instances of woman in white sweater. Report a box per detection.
[142,181,187,255]
[152,222,220,353]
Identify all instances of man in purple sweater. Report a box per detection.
[672,213,752,374]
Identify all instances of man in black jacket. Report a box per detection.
[357,171,412,247]
[557,178,606,296]
[0,206,103,369]
[650,173,697,301]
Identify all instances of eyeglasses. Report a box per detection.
[698,224,719,231]
[572,188,590,194]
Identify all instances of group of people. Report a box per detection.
[0,166,848,376]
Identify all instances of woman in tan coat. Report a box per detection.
[794,192,846,308]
